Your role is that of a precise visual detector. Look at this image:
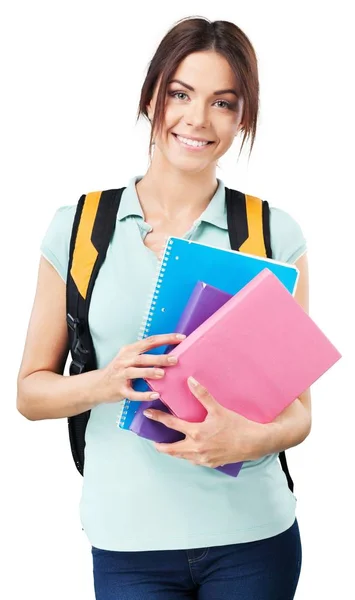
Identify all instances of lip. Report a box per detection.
[172,133,215,152]
[172,133,214,143]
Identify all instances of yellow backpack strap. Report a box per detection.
[238,194,269,257]
[70,191,101,300]
[66,187,124,476]
[225,187,272,258]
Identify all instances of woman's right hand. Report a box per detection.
[17,257,186,420]
[97,333,186,404]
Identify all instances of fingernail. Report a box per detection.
[168,356,178,364]
[188,376,198,386]
[150,393,160,399]
[176,333,186,340]
[155,369,165,377]
[143,410,153,418]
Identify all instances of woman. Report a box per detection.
[17,16,311,600]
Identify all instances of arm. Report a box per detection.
[16,256,104,421]
[17,257,186,421]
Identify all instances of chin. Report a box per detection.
[169,155,211,171]
[154,141,217,172]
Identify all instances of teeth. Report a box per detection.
[176,135,209,147]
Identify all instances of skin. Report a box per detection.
[135,50,312,468]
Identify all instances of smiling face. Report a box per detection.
[147,50,244,173]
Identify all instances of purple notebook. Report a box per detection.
[130,282,243,477]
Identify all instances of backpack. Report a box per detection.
[66,186,294,492]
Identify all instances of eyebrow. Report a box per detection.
[168,79,239,97]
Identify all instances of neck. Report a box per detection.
[135,146,218,221]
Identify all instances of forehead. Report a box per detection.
[172,51,238,90]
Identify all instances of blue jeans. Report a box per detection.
[92,518,302,599]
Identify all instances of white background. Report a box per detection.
[2,1,353,598]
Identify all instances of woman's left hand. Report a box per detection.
[143,376,271,468]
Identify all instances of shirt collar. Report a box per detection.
[118,175,228,230]
[117,176,145,220]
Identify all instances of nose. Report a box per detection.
[182,100,210,129]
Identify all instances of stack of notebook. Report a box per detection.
[118,237,299,431]
[117,237,341,477]
[130,282,241,476]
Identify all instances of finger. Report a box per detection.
[187,377,218,413]
[138,333,186,354]
[134,353,179,367]
[153,438,189,456]
[143,408,193,436]
[124,366,166,381]
[121,386,161,402]
[153,441,202,463]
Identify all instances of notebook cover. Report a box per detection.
[165,281,233,349]
[130,282,242,476]
[117,237,299,431]
[145,269,342,424]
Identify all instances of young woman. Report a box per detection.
[17,16,310,600]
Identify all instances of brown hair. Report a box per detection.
[136,16,260,163]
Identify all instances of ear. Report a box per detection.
[146,97,155,122]
[235,97,245,133]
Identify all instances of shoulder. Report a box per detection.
[42,204,77,237]
[40,204,77,281]
[268,205,307,264]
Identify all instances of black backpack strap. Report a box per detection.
[279,449,294,493]
[226,187,249,250]
[225,187,294,493]
[66,187,124,475]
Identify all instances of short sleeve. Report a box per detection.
[40,205,76,282]
[269,207,307,264]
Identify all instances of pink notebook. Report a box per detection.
[145,268,341,423]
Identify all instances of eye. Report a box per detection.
[169,91,189,101]
[215,100,231,109]
[168,91,233,110]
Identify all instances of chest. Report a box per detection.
[142,218,198,258]
[87,218,231,366]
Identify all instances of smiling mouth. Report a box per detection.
[171,133,215,145]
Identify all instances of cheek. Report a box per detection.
[218,121,239,144]
[212,131,234,152]
[163,106,179,130]
[210,114,241,144]
[218,116,238,135]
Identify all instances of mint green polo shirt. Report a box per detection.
[40,175,307,551]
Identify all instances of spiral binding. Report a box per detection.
[116,236,175,430]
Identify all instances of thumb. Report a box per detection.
[187,377,218,412]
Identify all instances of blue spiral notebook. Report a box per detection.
[117,237,299,430]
